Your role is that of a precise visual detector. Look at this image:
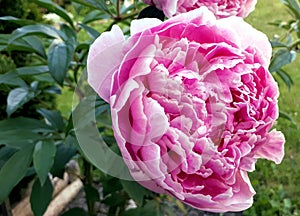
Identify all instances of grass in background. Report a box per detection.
[245,0,300,215]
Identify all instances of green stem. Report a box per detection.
[288,38,300,50]
[64,77,85,100]
[83,158,96,215]
[116,0,121,20]
[279,20,299,41]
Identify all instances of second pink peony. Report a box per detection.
[142,0,257,18]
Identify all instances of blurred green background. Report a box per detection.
[245,0,300,215]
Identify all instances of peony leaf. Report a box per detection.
[33,140,56,186]
[78,23,100,40]
[0,146,17,170]
[4,36,46,57]
[275,69,294,90]
[47,40,69,85]
[9,25,66,43]
[50,142,77,178]
[0,16,35,25]
[281,0,300,19]
[269,48,296,72]
[0,71,27,87]
[6,87,35,117]
[82,10,110,24]
[30,176,53,216]
[120,180,152,206]
[0,146,34,203]
[122,203,157,216]
[37,108,65,131]
[15,65,49,75]
[31,0,74,28]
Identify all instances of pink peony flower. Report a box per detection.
[142,0,257,18]
[87,7,284,212]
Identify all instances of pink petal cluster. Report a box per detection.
[87,7,284,212]
[142,0,257,18]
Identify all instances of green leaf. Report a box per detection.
[269,49,296,72]
[102,192,127,207]
[0,117,54,133]
[30,176,53,216]
[122,202,159,216]
[9,25,66,43]
[0,71,27,87]
[34,73,56,83]
[82,10,110,24]
[0,146,17,170]
[60,23,77,40]
[0,117,53,148]
[31,0,74,28]
[84,184,100,202]
[0,146,34,202]
[84,184,100,211]
[5,36,46,58]
[0,35,45,55]
[0,45,6,51]
[275,69,294,90]
[120,180,151,206]
[48,40,69,85]
[86,0,109,11]
[71,0,109,13]
[0,34,9,44]
[1,35,46,57]
[281,0,300,19]
[279,110,297,126]
[6,87,36,117]
[33,140,56,186]
[61,208,89,216]
[75,43,89,53]
[78,23,100,40]
[0,131,41,149]
[37,108,65,131]
[0,16,35,25]
[44,86,61,94]
[122,207,157,216]
[270,40,287,48]
[102,177,123,197]
[50,143,77,178]
[21,36,47,58]
[15,65,49,75]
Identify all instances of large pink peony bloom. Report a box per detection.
[87,7,284,212]
[142,0,257,18]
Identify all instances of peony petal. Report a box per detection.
[255,129,285,164]
[238,0,257,17]
[130,18,162,35]
[216,17,272,67]
[87,25,125,102]
[142,0,257,19]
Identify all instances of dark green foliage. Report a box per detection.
[30,177,53,216]
[0,55,15,74]
[0,0,24,33]
[0,0,299,216]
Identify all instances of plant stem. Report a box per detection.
[116,0,121,20]
[289,39,300,50]
[64,77,85,100]
[83,158,97,215]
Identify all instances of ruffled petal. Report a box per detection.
[87,25,125,102]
